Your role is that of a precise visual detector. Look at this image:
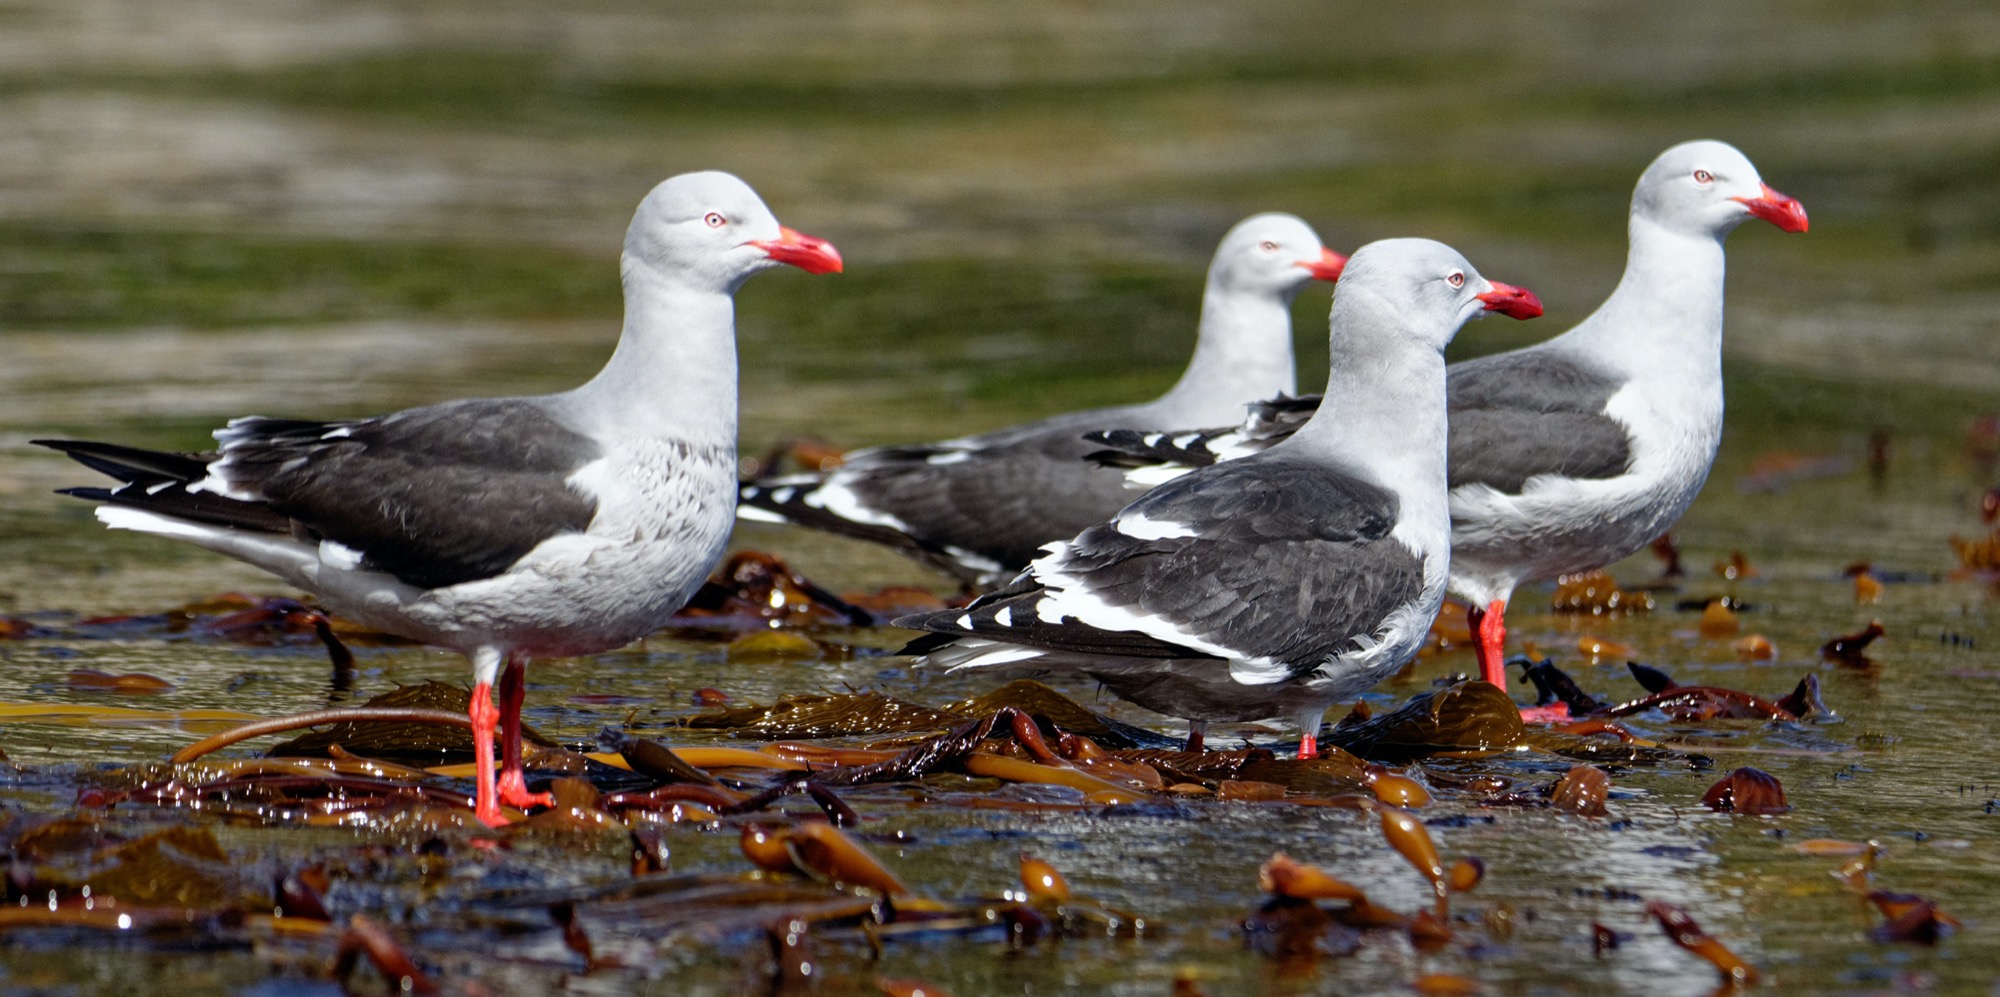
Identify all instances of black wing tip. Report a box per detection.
[1078,427,1226,470]
[1082,448,1141,469]
[889,608,977,656]
[30,437,212,484]
[1081,428,1155,468]
[736,483,781,504]
[32,437,159,454]
[30,437,92,454]
[888,608,949,631]
[895,629,964,656]
[55,479,296,538]
[736,477,825,508]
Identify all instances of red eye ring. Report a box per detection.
[704,212,727,228]
[1693,169,1714,185]
[1446,272,1465,288]
[1259,240,1280,251]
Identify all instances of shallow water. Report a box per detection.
[1,2,1998,994]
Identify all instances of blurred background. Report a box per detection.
[0,7,1997,994]
[0,0,1995,599]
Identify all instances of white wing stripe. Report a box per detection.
[1113,510,1198,540]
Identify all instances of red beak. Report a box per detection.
[1476,281,1543,320]
[1297,247,1348,282]
[751,226,844,274]
[1732,184,1809,233]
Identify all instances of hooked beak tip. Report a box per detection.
[1476,281,1544,321]
[1297,247,1348,282]
[1733,184,1809,234]
[754,226,844,274]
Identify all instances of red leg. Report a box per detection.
[1469,600,1509,690]
[1292,707,1324,760]
[1467,601,1571,723]
[496,655,554,812]
[468,680,504,827]
[1184,719,1207,754]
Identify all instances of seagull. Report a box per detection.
[1086,140,1808,716]
[895,239,1542,758]
[34,171,843,826]
[737,213,1346,586]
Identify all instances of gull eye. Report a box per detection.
[1446,272,1465,289]
[1259,240,1280,252]
[1692,169,1714,185]
[704,212,727,228]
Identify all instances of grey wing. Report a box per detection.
[1445,351,1633,493]
[216,398,601,589]
[900,456,1428,677]
[797,409,1152,575]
